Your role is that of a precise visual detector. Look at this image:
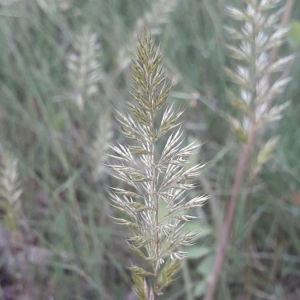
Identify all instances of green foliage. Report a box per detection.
[288,21,300,47]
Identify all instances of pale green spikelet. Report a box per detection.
[36,0,58,15]
[0,0,20,6]
[253,136,279,174]
[89,111,113,181]
[109,31,207,299]
[118,0,178,71]
[67,25,102,111]
[135,0,178,36]
[34,0,71,14]
[0,151,22,234]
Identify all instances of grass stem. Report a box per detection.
[204,123,256,300]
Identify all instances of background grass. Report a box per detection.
[0,0,299,299]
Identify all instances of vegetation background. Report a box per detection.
[0,0,299,299]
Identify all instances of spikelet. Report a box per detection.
[118,0,178,71]
[35,0,58,14]
[35,0,70,15]
[67,26,102,111]
[89,111,113,181]
[0,151,22,234]
[109,31,207,299]
[0,0,20,5]
[226,0,293,170]
[136,0,178,36]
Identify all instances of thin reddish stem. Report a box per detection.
[204,124,256,300]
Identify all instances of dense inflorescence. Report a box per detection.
[109,32,207,299]
[226,0,293,149]
[67,26,102,111]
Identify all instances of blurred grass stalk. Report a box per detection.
[204,0,294,299]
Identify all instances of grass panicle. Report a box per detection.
[67,25,102,111]
[0,0,299,298]
[0,151,22,234]
[204,1,294,299]
[226,0,293,146]
[118,0,178,71]
[89,111,112,181]
[109,32,207,299]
